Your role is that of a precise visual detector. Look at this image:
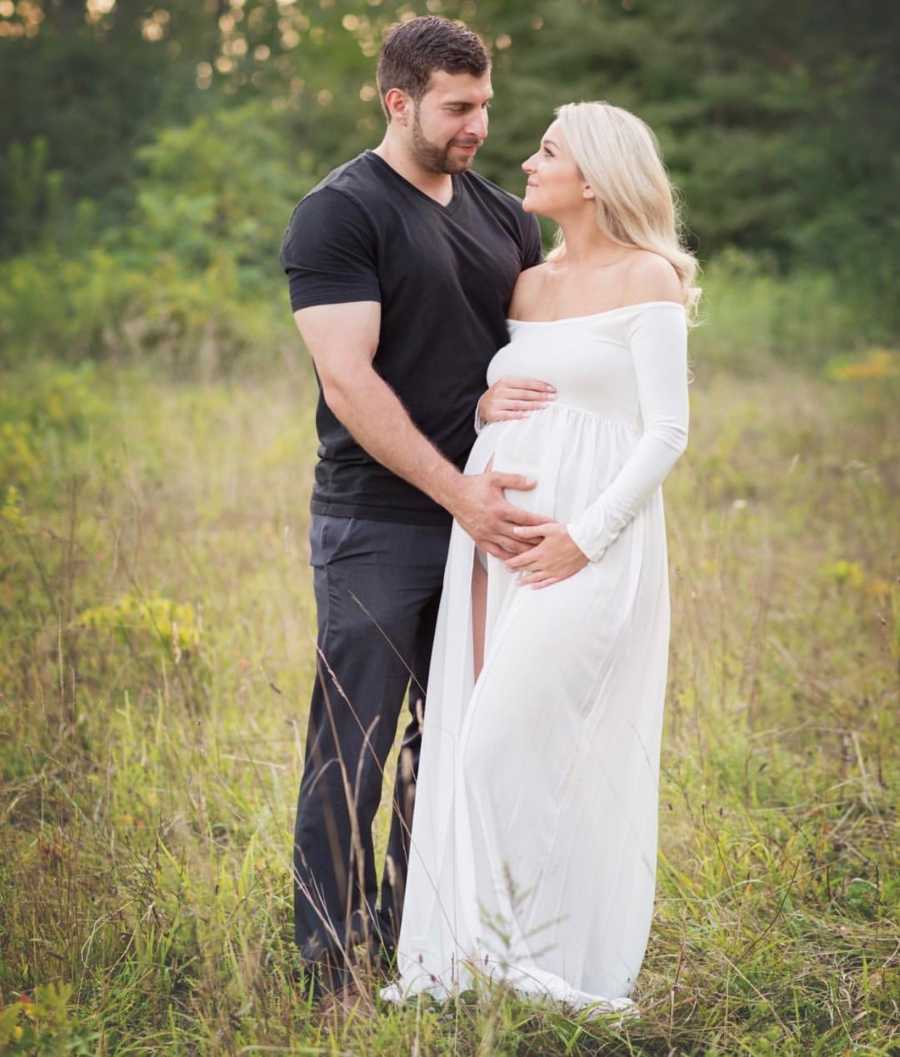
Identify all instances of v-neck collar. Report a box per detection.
[365,150,462,213]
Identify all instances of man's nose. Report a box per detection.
[464,109,488,139]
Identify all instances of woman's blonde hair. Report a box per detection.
[551,101,701,323]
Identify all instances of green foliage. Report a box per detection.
[0,1,204,254]
[2,0,899,368]
[78,593,201,658]
[477,0,899,325]
[118,100,312,370]
[0,102,305,371]
[0,360,109,493]
[0,983,97,1057]
[688,251,887,373]
[132,102,307,281]
[0,247,137,365]
[2,137,64,255]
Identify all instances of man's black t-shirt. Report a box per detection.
[280,150,542,525]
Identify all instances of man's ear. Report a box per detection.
[384,87,412,126]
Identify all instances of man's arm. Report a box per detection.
[294,301,547,556]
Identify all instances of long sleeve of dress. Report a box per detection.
[566,303,689,562]
[474,399,487,435]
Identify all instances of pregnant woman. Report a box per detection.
[382,100,699,1015]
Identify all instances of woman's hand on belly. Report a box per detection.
[477,376,556,425]
[505,521,589,589]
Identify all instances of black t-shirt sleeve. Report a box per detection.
[280,187,381,311]
[522,212,543,269]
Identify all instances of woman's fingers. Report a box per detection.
[484,399,551,422]
[500,398,552,411]
[506,546,546,571]
[497,376,556,393]
[498,389,555,404]
[479,378,555,425]
[493,379,556,402]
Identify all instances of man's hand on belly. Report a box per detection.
[451,470,549,558]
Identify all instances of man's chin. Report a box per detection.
[444,149,479,174]
[444,157,476,175]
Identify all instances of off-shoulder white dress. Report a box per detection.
[382,301,689,1015]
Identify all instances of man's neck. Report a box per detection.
[372,135,454,206]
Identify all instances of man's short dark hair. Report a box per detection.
[377,16,490,119]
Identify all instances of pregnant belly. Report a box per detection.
[464,417,558,519]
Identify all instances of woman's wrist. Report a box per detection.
[474,393,487,434]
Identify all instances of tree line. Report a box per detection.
[1,0,898,363]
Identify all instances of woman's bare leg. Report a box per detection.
[472,552,487,681]
[471,455,492,682]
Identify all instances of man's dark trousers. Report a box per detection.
[293,513,451,978]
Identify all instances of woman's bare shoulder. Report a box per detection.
[508,261,551,318]
[620,250,683,304]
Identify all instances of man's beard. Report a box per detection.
[410,106,479,175]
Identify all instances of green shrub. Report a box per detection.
[690,250,879,373]
[0,101,310,373]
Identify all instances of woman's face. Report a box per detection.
[521,122,591,218]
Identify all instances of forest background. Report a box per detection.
[1,2,898,1055]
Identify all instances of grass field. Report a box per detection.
[1,295,898,1054]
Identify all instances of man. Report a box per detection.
[280,14,544,991]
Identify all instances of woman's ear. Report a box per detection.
[582,183,596,201]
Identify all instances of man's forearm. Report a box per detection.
[325,367,464,514]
